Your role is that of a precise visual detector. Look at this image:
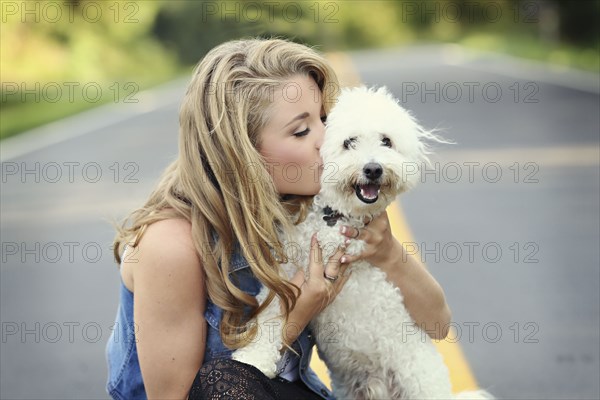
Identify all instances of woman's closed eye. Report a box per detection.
[293,115,327,137]
[293,127,310,137]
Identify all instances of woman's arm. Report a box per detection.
[375,239,452,340]
[339,211,452,340]
[129,218,206,399]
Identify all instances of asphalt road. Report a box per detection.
[1,45,598,399]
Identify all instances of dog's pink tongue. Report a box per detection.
[360,184,380,199]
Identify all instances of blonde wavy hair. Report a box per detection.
[112,37,339,348]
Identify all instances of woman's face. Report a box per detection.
[258,74,326,196]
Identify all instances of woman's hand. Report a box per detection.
[338,210,398,270]
[283,234,351,345]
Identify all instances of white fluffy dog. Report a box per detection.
[233,86,492,399]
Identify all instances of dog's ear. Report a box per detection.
[374,86,390,96]
[373,86,400,106]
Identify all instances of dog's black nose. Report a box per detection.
[363,163,383,180]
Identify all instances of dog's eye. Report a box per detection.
[381,137,392,148]
[343,137,357,150]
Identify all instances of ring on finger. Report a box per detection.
[324,272,339,282]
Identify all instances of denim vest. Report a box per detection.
[105,241,334,399]
[105,279,144,400]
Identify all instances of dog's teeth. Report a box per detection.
[355,183,381,203]
[360,184,380,199]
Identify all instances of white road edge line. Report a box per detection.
[1,77,190,162]
[436,144,600,167]
[438,44,600,95]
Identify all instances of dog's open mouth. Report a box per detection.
[355,183,380,204]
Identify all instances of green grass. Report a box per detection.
[458,33,599,73]
[2,96,104,140]
[0,71,186,141]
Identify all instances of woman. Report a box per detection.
[105,37,451,400]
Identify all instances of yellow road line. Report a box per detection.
[309,344,333,389]
[387,201,480,393]
[310,52,481,393]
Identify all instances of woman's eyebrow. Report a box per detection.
[283,112,309,128]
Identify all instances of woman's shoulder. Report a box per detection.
[122,217,203,292]
[144,217,194,244]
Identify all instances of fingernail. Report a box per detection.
[340,226,347,234]
[340,256,347,263]
[344,238,351,246]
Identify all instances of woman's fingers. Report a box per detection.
[310,233,322,259]
[323,244,345,281]
[328,247,352,297]
[308,234,346,275]
[337,213,390,265]
[307,234,324,280]
[341,225,361,240]
[301,235,353,312]
[308,235,348,284]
